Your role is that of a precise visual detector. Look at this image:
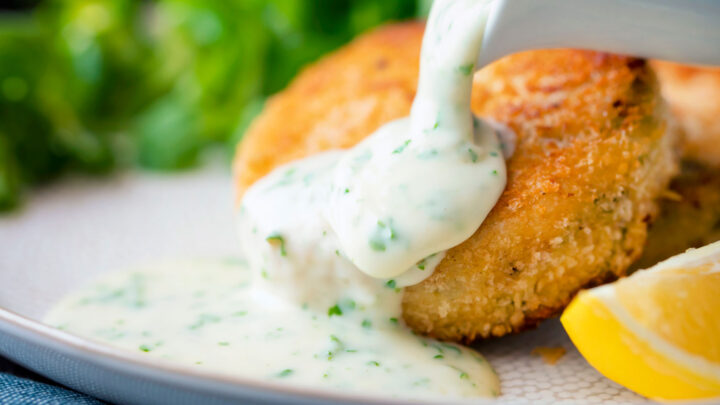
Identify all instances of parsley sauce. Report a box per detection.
[45,0,508,399]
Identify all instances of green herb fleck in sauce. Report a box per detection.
[392,139,412,154]
[468,148,479,163]
[266,234,287,257]
[417,149,439,159]
[327,305,343,317]
[277,369,294,378]
[368,220,397,252]
[458,63,474,76]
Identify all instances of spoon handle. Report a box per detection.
[478,0,720,67]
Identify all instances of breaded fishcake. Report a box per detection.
[406,46,678,341]
[233,22,679,341]
[652,61,720,168]
[633,161,720,271]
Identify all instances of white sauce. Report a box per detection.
[45,0,510,400]
[240,0,505,286]
[45,260,499,399]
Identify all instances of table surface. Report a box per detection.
[0,356,56,385]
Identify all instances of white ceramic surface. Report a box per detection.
[0,166,656,404]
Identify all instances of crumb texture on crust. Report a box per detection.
[233,22,679,341]
[234,22,424,199]
[405,49,677,341]
[652,61,720,168]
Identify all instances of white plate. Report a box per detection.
[0,166,653,404]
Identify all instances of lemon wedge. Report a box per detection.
[561,241,720,400]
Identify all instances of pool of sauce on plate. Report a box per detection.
[45,0,510,399]
[45,259,498,399]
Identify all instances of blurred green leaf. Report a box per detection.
[0,0,419,210]
[35,0,152,131]
[135,90,201,170]
[0,16,67,184]
[0,135,23,211]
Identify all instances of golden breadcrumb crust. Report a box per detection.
[233,22,679,341]
[234,23,424,196]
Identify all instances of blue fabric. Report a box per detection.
[0,373,102,405]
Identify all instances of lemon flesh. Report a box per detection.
[561,241,720,400]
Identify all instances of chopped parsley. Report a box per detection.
[468,148,479,163]
[441,343,462,354]
[138,344,152,352]
[416,253,437,270]
[491,170,498,176]
[277,369,294,378]
[489,151,499,157]
[434,354,444,359]
[327,305,343,317]
[385,279,397,289]
[217,341,230,346]
[361,319,372,329]
[266,233,287,257]
[389,317,399,325]
[326,334,347,361]
[450,365,470,380]
[367,360,380,367]
[458,63,474,75]
[369,239,386,252]
[369,220,397,252]
[392,139,412,154]
[417,149,439,159]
